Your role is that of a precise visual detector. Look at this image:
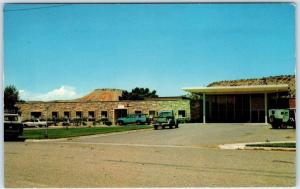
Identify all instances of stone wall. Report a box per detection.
[16,99,191,123]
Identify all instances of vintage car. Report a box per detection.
[23,118,47,128]
[4,113,24,139]
[153,110,179,130]
[268,109,296,129]
[117,114,150,125]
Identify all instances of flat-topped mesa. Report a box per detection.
[76,88,124,102]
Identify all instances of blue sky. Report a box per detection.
[4,3,295,100]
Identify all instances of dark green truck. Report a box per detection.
[153,110,179,130]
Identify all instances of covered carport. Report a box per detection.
[183,84,289,124]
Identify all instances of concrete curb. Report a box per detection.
[218,141,296,151]
[25,127,153,142]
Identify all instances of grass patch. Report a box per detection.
[23,125,152,139]
[246,142,296,148]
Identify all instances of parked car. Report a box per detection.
[4,113,23,139]
[62,118,71,126]
[153,110,179,130]
[100,118,112,126]
[268,109,296,129]
[23,118,47,128]
[117,114,150,125]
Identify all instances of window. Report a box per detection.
[149,111,156,116]
[101,111,108,118]
[88,111,95,118]
[64,112,70,119]
[135,110,142,114]
[76,111,82,118]
[88,111,95,121]
[31,112,41,119]
[52,112,59,119]
[178,110,186,118]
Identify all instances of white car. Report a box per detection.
[23,119,47,128]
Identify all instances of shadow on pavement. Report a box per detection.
[4,137,26,142]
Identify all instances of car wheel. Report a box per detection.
[118,121,124,126]
[169,125,173,129]
[136,121,141,125]
[269,116,274,124]
[154,126,158,130]
[281,123,287,129]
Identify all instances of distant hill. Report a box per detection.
[207,75,296,97]
[75,88,123,102]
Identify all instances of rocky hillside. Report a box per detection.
[207,75,296,97]
[76,88,123,102]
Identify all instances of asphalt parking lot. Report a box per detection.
[5,123,296,187]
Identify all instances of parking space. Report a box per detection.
[67,123,296,147]
[5,123,296,187]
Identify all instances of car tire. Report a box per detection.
[280,123,287,129]
[118,121,124,126]
[136,121,141,125]
[154,126,158,130]
[269,116,274,124]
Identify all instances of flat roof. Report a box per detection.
[182,84,289,95]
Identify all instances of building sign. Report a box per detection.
[118,104,125,109]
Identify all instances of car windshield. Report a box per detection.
[159,112,172,117]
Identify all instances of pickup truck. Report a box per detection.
[269,109,296,129]
[23,119,47,128]
[153,110,179,130]
[117,114,150,125]
[4,114,23,139]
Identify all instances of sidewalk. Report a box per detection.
[219,141,296,151]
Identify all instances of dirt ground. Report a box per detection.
[4,123,296,187]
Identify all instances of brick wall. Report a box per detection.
[16,99,191,123]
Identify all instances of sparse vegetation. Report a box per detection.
[207,75,295,97]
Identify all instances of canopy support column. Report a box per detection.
[249,94,252,122]
[264,93,268,125]
[203,93,206,124]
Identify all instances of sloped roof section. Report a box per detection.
[75,88,123,102]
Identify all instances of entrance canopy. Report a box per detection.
[182,84,289,124]
[182,84,289,95]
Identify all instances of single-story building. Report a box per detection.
[16,89,191,124]
[16,76,295,125]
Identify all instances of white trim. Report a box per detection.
[183,84,289,95]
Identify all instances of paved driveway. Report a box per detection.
[5,123,296,187]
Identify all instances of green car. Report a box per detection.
[268,109,296,129]
[117,114,150,125]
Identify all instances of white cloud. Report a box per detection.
[20,86,80,101]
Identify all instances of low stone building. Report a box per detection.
[16,89,191,124]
